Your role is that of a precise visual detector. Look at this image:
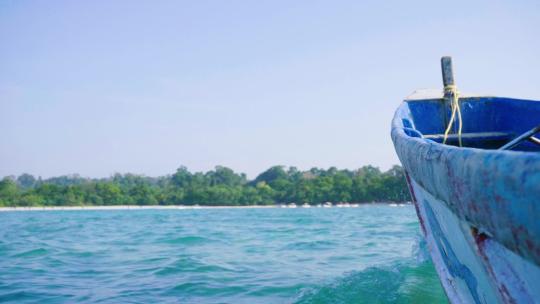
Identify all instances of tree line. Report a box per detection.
[0,165,410,207]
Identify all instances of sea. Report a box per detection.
[0,205,448,303]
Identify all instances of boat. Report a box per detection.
[287,203,297,208]
[323,202,332,208]
[301,203,311,208]
[391,57,540,303]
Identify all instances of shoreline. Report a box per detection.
[0,205,277,212]
[0,203,411,212]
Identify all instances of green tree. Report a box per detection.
[0,165,410,206]
[0,177,19,206]
[95,183,124,205]
[17,173,36,189]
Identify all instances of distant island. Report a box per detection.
[0,165,409,207]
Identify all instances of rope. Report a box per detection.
[442,84,463,147]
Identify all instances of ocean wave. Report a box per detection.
[294,260,448,304]
[284,240,338,250]
[154,257,234,276]
[159,235,217,245]
[11,248,48,258]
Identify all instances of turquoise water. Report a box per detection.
[0,206,448,303]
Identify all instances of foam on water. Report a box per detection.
[0,206,448,303]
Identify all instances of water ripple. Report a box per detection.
[0,206,447,303]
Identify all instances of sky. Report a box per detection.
[1,0,539,179]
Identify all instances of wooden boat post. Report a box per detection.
[441,56,455,130]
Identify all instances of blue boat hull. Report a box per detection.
[392,94,540,303]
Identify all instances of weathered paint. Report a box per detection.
[392,94,540,303]
[472,228,540,303]
[411,178,498,304]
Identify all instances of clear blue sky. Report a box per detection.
[1,0,539,178]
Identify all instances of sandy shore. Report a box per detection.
[0,205,279,212]
[0,203,410,212]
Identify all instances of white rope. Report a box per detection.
[442,85,463,147]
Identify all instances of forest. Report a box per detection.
[0,165,410,206]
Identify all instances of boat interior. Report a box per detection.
[401,97,540,151]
